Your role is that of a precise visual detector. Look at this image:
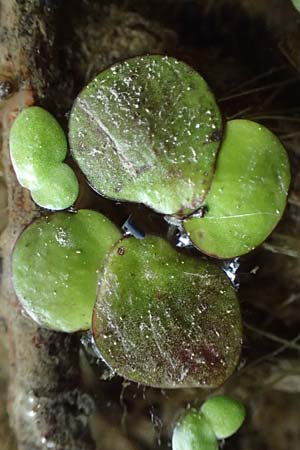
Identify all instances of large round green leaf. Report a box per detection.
[172,410,218,450]
[12,210,121,332]
[69,55,222,216]
[184,120,290,259]
[92,236,242,388]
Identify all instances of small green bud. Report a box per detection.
[201,395,246,439]
[172,410,218,450]
[172,396,246,450]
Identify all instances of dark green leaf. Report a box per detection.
[93,236,242,388]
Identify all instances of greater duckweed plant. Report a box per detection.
[68,55,290,257]
[172,395,246,450]
[10,54,290,389]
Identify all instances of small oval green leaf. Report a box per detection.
[92,236,242,388]
[31,164,79,210]
[184,119,290,258]
[69,55,222,215]
[172,410,218,450]
[12,210,121,332]
[201,395,246,439]
[10,106,79,210]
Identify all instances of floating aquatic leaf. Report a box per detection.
[12,210,121,332]
[201,395,246,439]
[184,119,290,258]
[10,106,79,210]
[172,395,246,450]
[93,236,242,388]
[69,55,222,215]
[172,410,218,450]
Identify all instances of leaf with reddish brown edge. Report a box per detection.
[92,236,242,388]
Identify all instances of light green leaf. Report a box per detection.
[10,106,79,210]
[201,395,246,439]
[184,119,290,258]
[12,210,121,332]
[172,410,218,450]
[291,0,300,13]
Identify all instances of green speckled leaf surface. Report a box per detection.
[10,106,79,210]
[93,236,241,388]
[12,210,121,332]
[69,55,222,215]
[184,120,290,258]
[31,164,79,210]
[10,107,67,189]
